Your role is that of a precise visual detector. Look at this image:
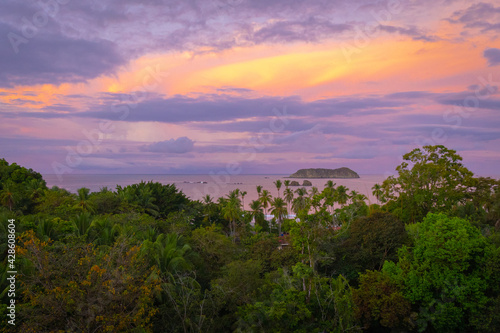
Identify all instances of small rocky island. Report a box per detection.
[289,167,360,179]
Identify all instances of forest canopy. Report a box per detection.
[1,145,499,332]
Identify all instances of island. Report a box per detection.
[288,167,360,179]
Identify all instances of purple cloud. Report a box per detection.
[484,48,500,66]
[142,137,195,154]
[378,25,438,42]
[447,2,500,33]
[252,17,351,44]
[0,22,125,88]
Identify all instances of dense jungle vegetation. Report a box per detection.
[1,145,500,332]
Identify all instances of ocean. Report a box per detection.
[43,174,388,209]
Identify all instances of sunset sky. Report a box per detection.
[1,0,499,176]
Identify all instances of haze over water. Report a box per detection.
[43,174,388,210]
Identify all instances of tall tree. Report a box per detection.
[222,194,242,240]
[284,188,294,213]
[256,185,263,197]
[336,185,349,208]
[271,197,288,235]
[382,145,474,223]
[240,190,247,210]
[371,183,384,203]
[259,190,272,215]
[323,181,337,214]
[292,187,310,214]
[274,179,283,198]
[383,213,494,332]
[249,199,266,231]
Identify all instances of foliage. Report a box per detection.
[384,213,494,332]
[382,145,474,223]
[353,270,412,330]
[1,149,499,333]
[16,231,161,332]
[344,212,407,272]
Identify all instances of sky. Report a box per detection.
[0,0,499,177]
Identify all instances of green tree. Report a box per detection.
[270,197,287,236]
[0,181,17,211]
[274,179,283,198]
[240,190,248,210]
[292,187,310,214]
[284,187,294,213]
[259,189,272,215]
[353,270,412,330]
[331,212,407,280]
[336,185,349,207]
[371,183,384,203]
[249,199,267,232]
[384,213,493,332]
[190,226,237,286]
[323,181,337,214]
[141,233,195,274]
[222,193,242,240]
[73,187,96,213]
[382,145,474,223]
[17,231,160,332]
[256,185,263,197]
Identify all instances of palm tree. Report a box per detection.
[292,187,310,214]
[231,188,241,198]
[336,185,349,207]
[87,217,121,246]
[0,182,17,211]
[284,188,294,212]
[240,191,248,210]
[202,195,218,225]
[249,199,265,230]
[72,211,93,236]
[136,185,160,216]
[284,180,291,188]
[74,187,96,213]
[203,194,213,204]
[372,183,383,203]
[36,218,56,242]
[274,180,283,198]
[116,185,136,203]
[25,178,46,201]
[309,186,319,197]
[141,233,194,274]
[271,197,287,235]
[322,181,337,213]
[222,194,242,240]
[99,186,111,193]
[349,190,358,205]
[324,180,336,189]
[350,190,367,204]
[256,185,263,197]
[259,189,272,215]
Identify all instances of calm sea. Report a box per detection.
[42,174,388,209]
